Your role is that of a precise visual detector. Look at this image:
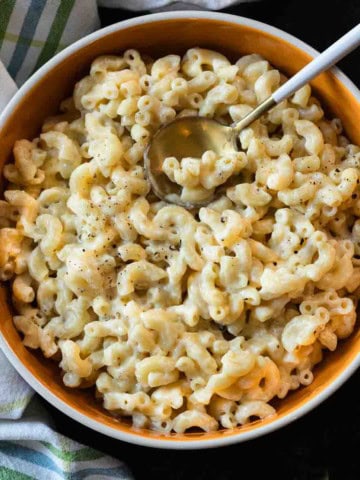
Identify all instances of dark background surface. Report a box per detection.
[45,1,360,479]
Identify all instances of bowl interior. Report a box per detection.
[1,16,360,444]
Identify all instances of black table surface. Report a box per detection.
[45,1,360,479]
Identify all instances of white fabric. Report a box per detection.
[99,0,255,10]
[0,61,17,111]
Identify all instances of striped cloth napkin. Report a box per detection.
[0,0,256,478]
[0,366,132,479]
[0,0,100,86]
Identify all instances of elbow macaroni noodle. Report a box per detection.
[1,48,360,433]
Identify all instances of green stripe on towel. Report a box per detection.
[4,32,46,48]
[3,32,65,50]
[0,396,32,414]
[33,0,75,71]
[41,442,103,462]
[0,0,16,50]
[0,466,34,480]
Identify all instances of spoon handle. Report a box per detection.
[273,22,360,103]
[234,22,360,133]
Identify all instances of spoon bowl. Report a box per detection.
[144,116,236,208]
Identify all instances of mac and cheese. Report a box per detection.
[1,48,359,433]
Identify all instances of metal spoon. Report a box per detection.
[144,23,360,208]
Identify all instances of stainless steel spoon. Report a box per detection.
[144,23,360,208]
